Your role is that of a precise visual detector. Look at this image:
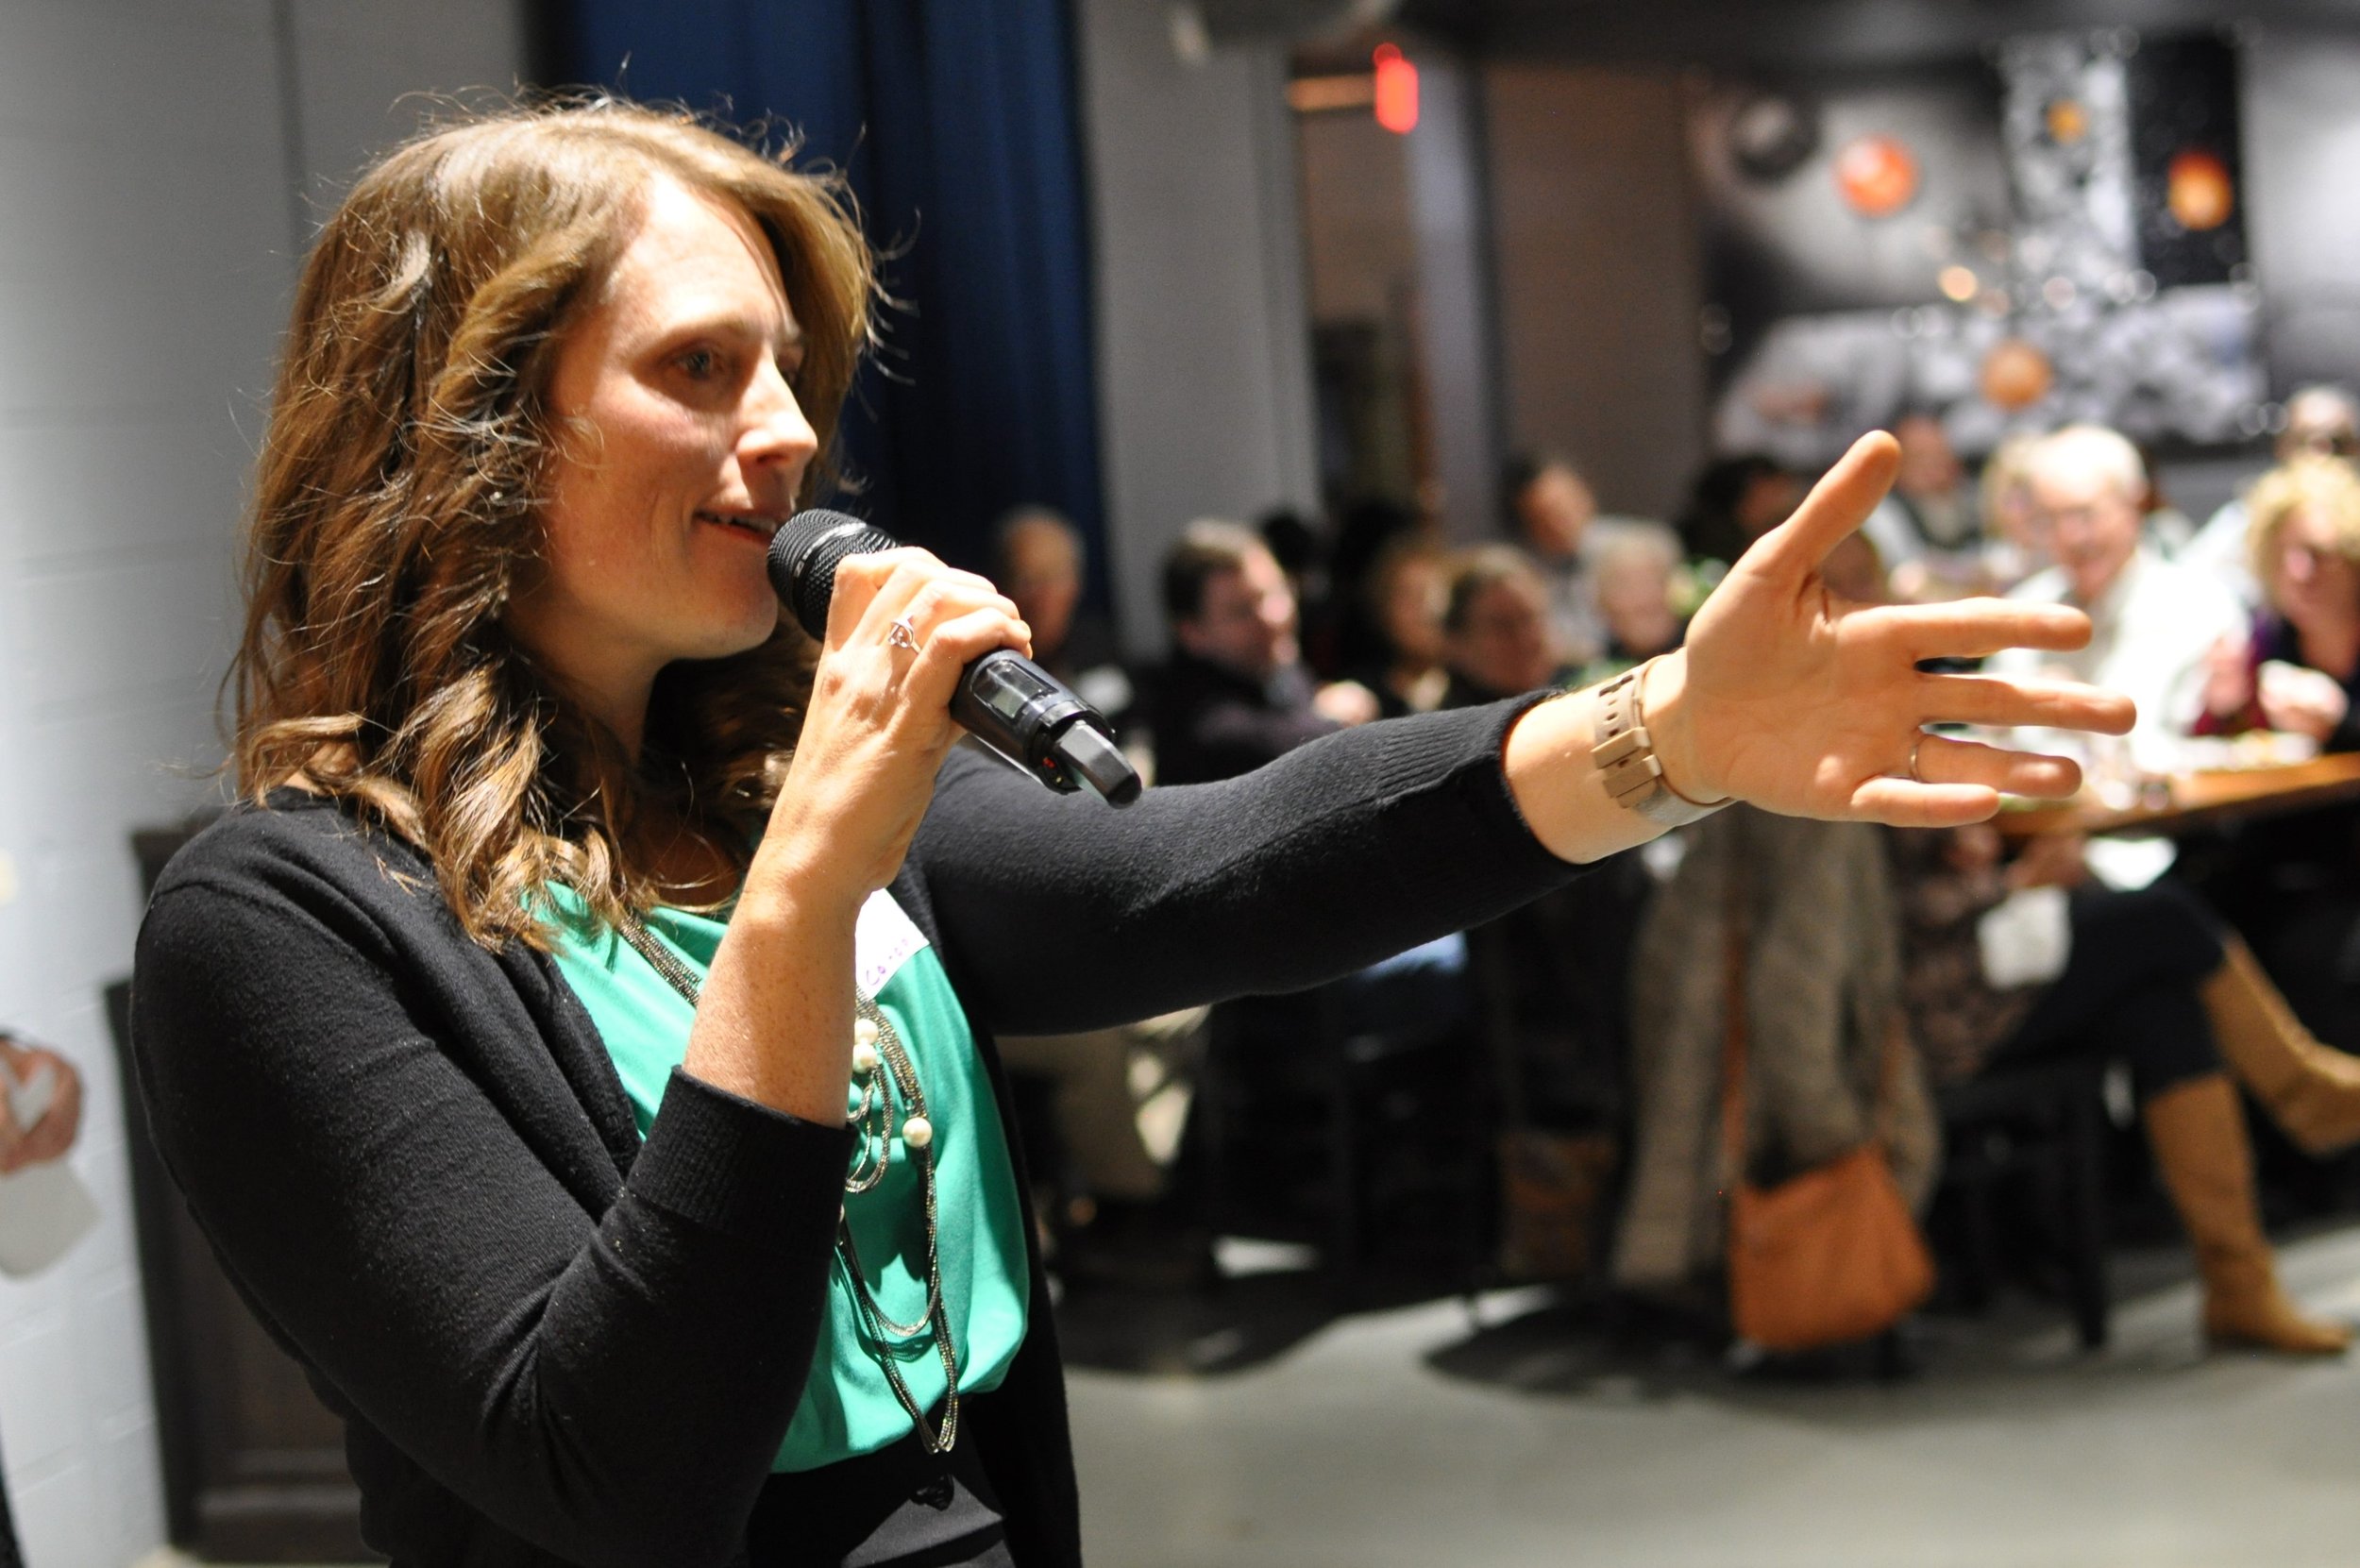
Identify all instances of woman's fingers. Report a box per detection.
[824,549,1012,652]
[1847,775,2005,828]
[1858,598,2095,663]
[1916,672,2136,734]
[1736,430,1901,592]
[1910,732,2083,799]
[903,606,1036,712]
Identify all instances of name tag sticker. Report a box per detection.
[855,892,931,994]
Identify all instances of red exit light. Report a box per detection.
[1374,43,1418,134]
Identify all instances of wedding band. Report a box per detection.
[1908,735,1925,783]
[886,617,918,651]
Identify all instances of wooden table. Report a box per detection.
[1998,751,2360,838]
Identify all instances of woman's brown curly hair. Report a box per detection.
[231,97,875,948]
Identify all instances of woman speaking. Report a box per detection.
[131,101,2129,1568]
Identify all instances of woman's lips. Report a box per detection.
[696,510,780,542]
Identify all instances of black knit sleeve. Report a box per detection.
[131,819,854,1568]
[902,696,1585,1036]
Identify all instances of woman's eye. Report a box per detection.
[678,346,724,380]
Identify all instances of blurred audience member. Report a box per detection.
[1578,525,1687,685]
[0,1032,86,1563]
[1989,426,2244,778]
[1353,537,1451,717]
[2188,457,2360,1050]
[2200,457,2360,750]
[996,1006,1210,1290]
[1257,506,1324,597]
[1319,497,1422,677]
[1615,809,1936,1316]
[1148,519,1376,786]
[2181,385,2360,607]
[1866,412,1984,599]
[992,504,1134,723]
[1502,452,1652,667]
[1977,433,2045,593]
[1441,546,1565,706]
[1677,454,1804,574]
[1891,825,2356,1352]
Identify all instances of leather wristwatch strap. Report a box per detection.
[1590,658,1732,828]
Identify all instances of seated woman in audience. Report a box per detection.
[1974,433,2044,596]
[1576,525,1687,687]
[1351,537,1451,717]
[1440,547,1566,707]
[1892,818,2360,1354]
[1617,804,1937,1326]
[2200,455,2360,751]
[2189,456,2360,1048]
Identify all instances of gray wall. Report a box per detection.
[0,4,522,1560]
[1074,0,1321,656]
[1405,55,1506,543]
[1482,62,1709,525]
[2243,25,2360,398]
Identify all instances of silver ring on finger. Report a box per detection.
[886,616,919,652]
[1908,734,1926,783]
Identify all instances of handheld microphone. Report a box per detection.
[767,510,1142,807]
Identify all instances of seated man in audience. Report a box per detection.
[1864,411,1984,599]
[991,503,1135,725]
[1146,519,1376,785]
[1991,425,2246,777]
[1503,452,1610,667]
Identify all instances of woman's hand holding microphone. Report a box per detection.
[750,549,1033,915]
[688,548,1031,1125]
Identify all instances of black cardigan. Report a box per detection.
[129,700,1577,1567]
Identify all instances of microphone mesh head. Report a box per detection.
[767,509,900,638]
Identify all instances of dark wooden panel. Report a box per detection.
[112,818,377,1562]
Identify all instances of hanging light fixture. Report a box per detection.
[1373,42,1418,134]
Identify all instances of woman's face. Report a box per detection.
[1449,575,1557,697]
[2270,505,2360,632]
[1379,555,1447,666]
[508,177,818,698]
[1596,553,1678,655]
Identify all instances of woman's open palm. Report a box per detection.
[1675,432,2135,826]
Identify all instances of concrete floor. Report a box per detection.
[1057,1229,2360,1568]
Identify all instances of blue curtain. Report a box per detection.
[555,0,1111,611]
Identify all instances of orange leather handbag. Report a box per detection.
[1719,877,1934,1352]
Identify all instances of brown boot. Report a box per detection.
[2143,1074,2352,1355]
[2199,935,2360,1155]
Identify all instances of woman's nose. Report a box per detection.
[740,360,818,473]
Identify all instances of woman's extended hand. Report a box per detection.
[754,548,1031,909]
[1647,431,2134,827]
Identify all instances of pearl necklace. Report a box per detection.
[616,909,962,1454]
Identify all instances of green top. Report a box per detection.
[542,885,1032,1473]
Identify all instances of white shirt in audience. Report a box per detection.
[2177,495,2263,611]
[1991,544,2246,774]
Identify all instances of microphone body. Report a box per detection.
[768,511,1142,807]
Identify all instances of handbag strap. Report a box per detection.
[1718,851,1751,1182]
